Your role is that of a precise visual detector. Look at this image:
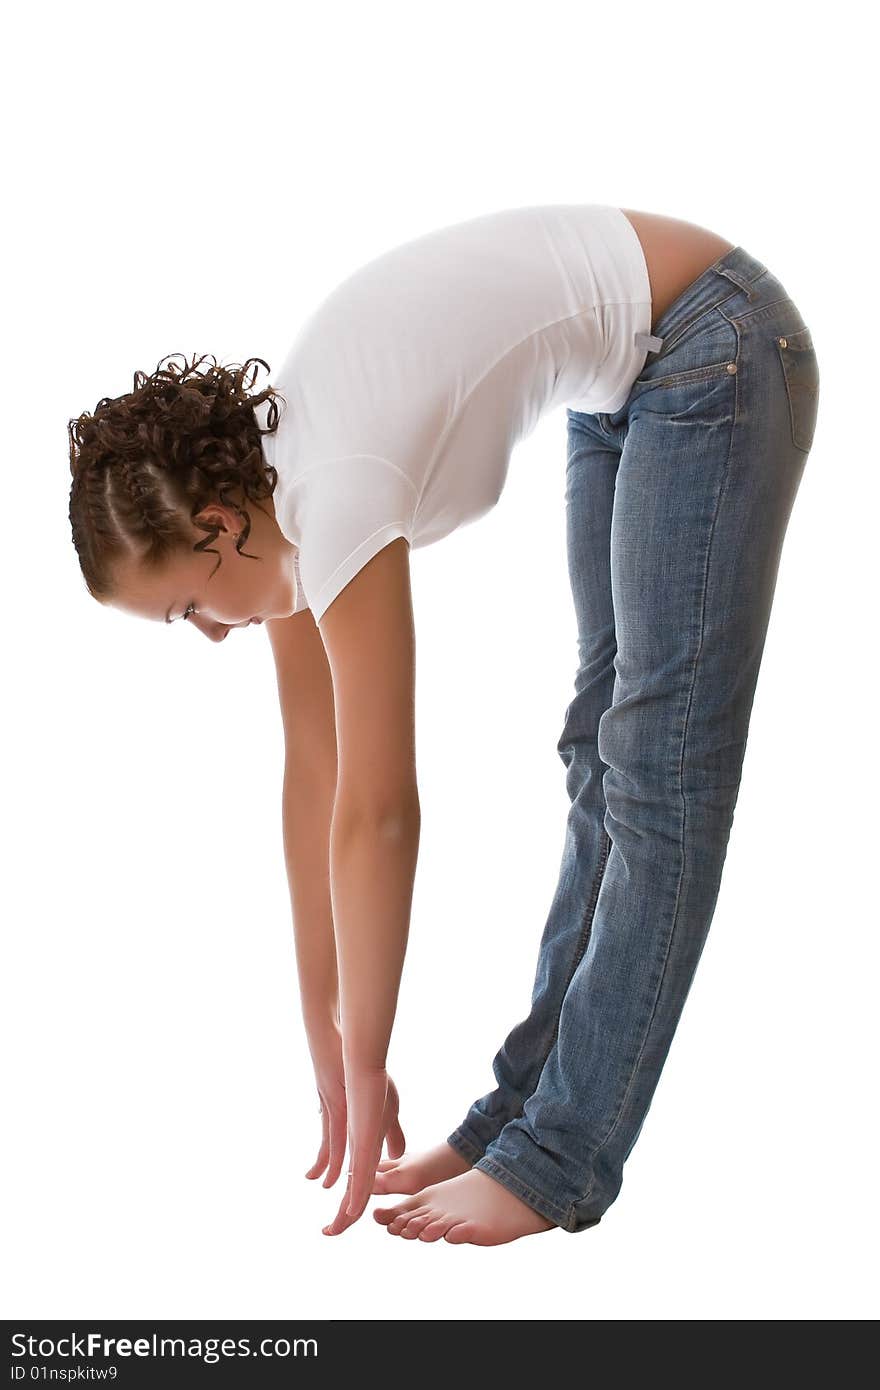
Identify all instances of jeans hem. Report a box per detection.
[446,1129,486,1166]
[472,1156,573,1230]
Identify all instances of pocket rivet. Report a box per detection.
[726,362,737,373]
[778,336,787,348]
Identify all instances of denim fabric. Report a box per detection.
[447,246,820,1232]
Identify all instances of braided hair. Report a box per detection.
[68,352,286,603]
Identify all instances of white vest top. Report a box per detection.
[256,203,654,621]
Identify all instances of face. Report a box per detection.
[109,493,299,642]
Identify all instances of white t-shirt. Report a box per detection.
[255,203,654,621]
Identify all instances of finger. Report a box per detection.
[322,1107,348,1189]
[305,1102,330,1180]
[385,1113,406,1160]
[346,1143,383,1223]
[305,1136,329,1180]
[322,1174,357,1236]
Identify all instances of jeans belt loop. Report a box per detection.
[713,264,756,300]
[634,330,665,353]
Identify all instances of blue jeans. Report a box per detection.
[447,245,820,1232]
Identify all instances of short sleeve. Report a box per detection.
[291,548,310,614]
[292,455,418,622]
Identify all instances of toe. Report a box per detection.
[399,1209,433,1239]
[386,1206,428,1239]
[373,1164,424,1195]
[418,1215,455,1243]
[444,1221,478,1244]
[386,1207,423,1235]
[373,1200,414,1226]
[372,1172,402,1194]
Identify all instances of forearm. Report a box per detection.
[281,765,339,1040]
[329,804,421,1072]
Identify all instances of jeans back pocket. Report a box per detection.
[775,327,820,452]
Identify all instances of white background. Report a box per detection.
[3,0,876,1321]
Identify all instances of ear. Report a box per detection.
[192,493,246,536]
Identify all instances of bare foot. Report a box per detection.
[373,1168,556,1245]
[372,1141,472,1195]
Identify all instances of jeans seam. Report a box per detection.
[651,296,739,361]
[567,402,738,1223]
[474,1156,572,1229]
[567,831,612,984]
[534,828,613,1082]
[721,294,795,328]
[633,360,738,393]
[649,252,766,361]
[447,1127,486,1165]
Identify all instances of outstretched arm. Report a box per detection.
[317,536,420,1235]
[267,607,340,1036]
[267,609,351,1186]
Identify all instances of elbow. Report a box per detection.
[332,794,421,844]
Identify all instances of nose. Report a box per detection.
[187,612,232,642]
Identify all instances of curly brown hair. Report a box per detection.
[68,352,287,604]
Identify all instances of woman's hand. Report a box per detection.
[304,1021,350,1190]
[322,1065,406,1236]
